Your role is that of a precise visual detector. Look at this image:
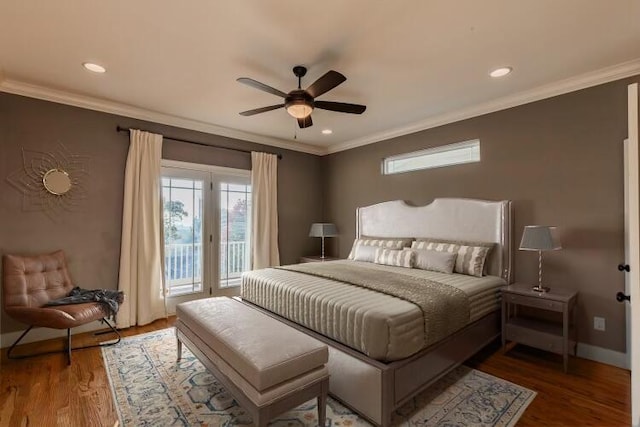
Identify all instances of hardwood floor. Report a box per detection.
[0,318,631,426]
[0,318,176,427]
[468,342,630,426]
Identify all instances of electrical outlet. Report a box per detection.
[594,316,606,331]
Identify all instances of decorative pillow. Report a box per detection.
[352,245,378,263]
[348,236,414,259]
[409,249,457,274]
[374,248,414,268]
[411,238,493,277]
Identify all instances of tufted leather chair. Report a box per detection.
[2,250,121,365]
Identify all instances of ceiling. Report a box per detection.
[1,1,639,155]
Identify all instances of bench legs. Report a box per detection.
[254,415,269,427]
[253,386,327,427]
[317,380,328,427]
[176,327,329,427]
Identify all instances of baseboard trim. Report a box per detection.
[1,322,108,349]
[576,342,629,370]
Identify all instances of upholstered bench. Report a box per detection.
[176,297,329,427]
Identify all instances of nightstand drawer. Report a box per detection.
[505,321,565,355]
[503,293,564,312]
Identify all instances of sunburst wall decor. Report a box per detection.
[7,143,90,219]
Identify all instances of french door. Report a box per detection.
[161,160,252,312]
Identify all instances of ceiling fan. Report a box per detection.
[237,66,366,129]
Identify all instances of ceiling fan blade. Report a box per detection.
[239,104,284,116]
[237,78,288,98]
[306,71,346,98]
[297,115,313,128]
[315,101,366,114]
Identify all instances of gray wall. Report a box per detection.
[2,75,638,352]
[0,92,323,334]
[323,76,640,353]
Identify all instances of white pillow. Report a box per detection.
[411,239,493,277]
[409,249,457,274]
[352,245,377,263]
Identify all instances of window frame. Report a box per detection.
[381,139,481,175]
[161,160,251,299]
[161,167,209,298]
[214,176,252,289]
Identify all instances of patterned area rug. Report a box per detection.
[103,329,535,426]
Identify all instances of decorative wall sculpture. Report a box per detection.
[7,143,89,219]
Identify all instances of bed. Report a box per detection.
[241,198,513,426]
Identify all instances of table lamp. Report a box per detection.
[519,225,562,292]
[309,223,338,259]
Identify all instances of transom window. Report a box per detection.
[382,139,481,175]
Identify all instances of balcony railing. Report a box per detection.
[165,241,247,295]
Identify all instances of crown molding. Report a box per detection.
[3,58,639,157]
[0,78,326,156]
[326,58,640,154]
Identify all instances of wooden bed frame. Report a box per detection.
[243,198,513,426]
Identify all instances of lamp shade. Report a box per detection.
[519,225,562,251]
[309,223,338,237]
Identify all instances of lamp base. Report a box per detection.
[532,285,550,293]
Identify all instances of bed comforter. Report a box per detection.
[241,260,504,362]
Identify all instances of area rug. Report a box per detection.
[103,328,535,426]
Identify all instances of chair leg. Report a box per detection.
[67,328,72,365]
[6,326,35,360]
[96,318,122,347]
[6,318,121,364]
[94,319,123,336]
[70,318,122,351]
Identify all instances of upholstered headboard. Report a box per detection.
[355,198,513,282]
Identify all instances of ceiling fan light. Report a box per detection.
[286,102,313,119]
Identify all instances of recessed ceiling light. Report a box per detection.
[489,67,512,78]
[321,129,333,135]
[82,62,106,73]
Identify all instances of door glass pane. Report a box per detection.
[219,182,251,288]
[163,177,204,296]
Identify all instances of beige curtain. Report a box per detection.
[117,129,166,328]
[251,152,280,268]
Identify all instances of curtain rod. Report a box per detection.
[116,126,283,159]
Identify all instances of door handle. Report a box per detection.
[618,264,630,272]
[616,292,631,302]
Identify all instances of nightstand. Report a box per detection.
[299,256,339,263]
[501,283,578,372]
